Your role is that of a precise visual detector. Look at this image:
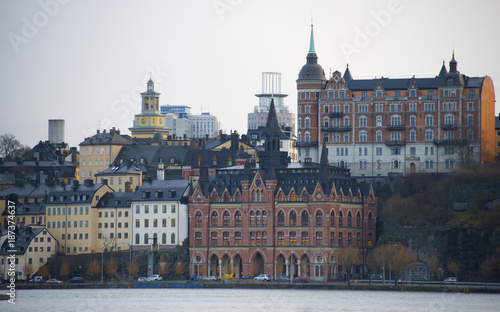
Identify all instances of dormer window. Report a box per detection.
[447,77,454,85]
[409,89,416,97]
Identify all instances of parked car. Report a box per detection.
[137,277,148,282]
[46,278,63,284]
[254,274,271,281]
[68,277,85,283]
[148,275,162,281]
[203,275,218,281]
[276,276,290,282]
[444,277,457,282]
[29,276,45,283]
[292,276,308,283]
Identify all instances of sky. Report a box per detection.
[1,0,499,148]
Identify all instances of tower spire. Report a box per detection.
[309,23,316,53]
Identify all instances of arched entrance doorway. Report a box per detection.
[300,254,310,276]
[252,252,264,276]
[290,253,298,278]
[209,254,219,277]
[234,254,242,278]
[221,254,231,277]
[410,162,416,174]
[276,254,286,277]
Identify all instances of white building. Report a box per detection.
[131,179,190,250]
[191,112,219,139]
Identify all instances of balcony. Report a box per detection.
[322,126,352,132]
[329,112,344,118]
[433,139,467,146]
[295,141,319,148]
[385,140,407,146]
[441,124,457,130]
[386,125,406,131]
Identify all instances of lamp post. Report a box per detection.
[101,244,104,284]
[290,244,293,285]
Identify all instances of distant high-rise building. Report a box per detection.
[191,112,219,139]
[48,119,65,144]
[160,105,192,138]
[248,72,295,133]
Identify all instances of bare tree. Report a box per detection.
[480,256,495,287]
[0,134,29,161]
[23,263,34,281]
[156,261,170,277]
[374,243,417,286]
[127,259,139,278]
[175,259,186,278]
[105,257,119,280]
[60,260,70,281]
[87,260,101,282]
[37,264,50,278]
[336,246,361,286]
[427,253,441,285]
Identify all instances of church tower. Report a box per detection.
[296,24,327,162]
[129,79,170,139]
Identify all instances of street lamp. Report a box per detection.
[101,244,104,284]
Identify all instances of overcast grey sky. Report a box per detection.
[1,0,499,147]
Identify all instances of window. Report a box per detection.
[211,212,218,227]
[409,130,416,142]
[359,131,367,142]
[223,211,230,227]
[425,160,434,169]
[277,211,285,226]
[376,90,383,98]
[424,103,434,111]
[409,103,417,112]
[446,159,454,169]
[410,89,417,97]
[391,132,401,141]
[376,147,382,155]
[445,115,455,126]
[376,131,382,142]
[410,147,416,155]
[235,211,242,227]
[235,232,241,246]
[425,115,433,126]
[375,104,383,113]
[211,232,218,246]
[359,116,367,127]
[316,211,323,227]
[343,116,350,127]
[301,232,309,246]
[171,219,176,227]
[338,211,343,227]
[445,131,454,140]
[301,211,309,226]
[425,130,433,141]
[467,114,474,126]
[223,232,230,246]
[305,117,310,128]
[358,104,368,113]
[316,231,323,245]
[144,219,149,228]
[330,232,335,246]
[277,231,284,246]
[391,147,401,155]
[359,160,367,170]
[376,116,382,127]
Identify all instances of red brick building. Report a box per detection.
[188,101,377,280]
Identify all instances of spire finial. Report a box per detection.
[150,72,151,80]
[308,23,315,53]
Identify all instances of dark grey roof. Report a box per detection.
[1,202,46,217]
[47,182,107,204]
[115,145,160,165]
[0,227,48,255]
[343,64,353,81]
[95,192,134,209]
[297,52,327,81]
[132,179,189,202]
[96,163,142,176]
[79,130,131,146]
[152,145,193,165]
[346,77,442,91]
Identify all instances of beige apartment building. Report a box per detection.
[45,180,113,255]
[79,128,131,182]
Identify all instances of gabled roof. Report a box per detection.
[0,227,48,255]
[131,179,189,202]
[95,192,134,209]
[115,145,160,165]
[96,163,142,176]
[79,130,131,146]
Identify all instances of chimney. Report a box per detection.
[84,179,94,187]
[72,180,79,191]
[147,176,153,184]
[124,181,131,192]
[157,163,164,181]
[97,129,100,134]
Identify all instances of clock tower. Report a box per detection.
[129,78,170,139]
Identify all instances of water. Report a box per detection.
[3,288,499,312]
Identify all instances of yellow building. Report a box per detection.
[95,163,143,193]
[94,192,134,252]
[79,127,131,182]
[0,227,58,280]
[45,180,113,255]
[129,79,171,139]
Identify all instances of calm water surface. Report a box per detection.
[3,288,499,312]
